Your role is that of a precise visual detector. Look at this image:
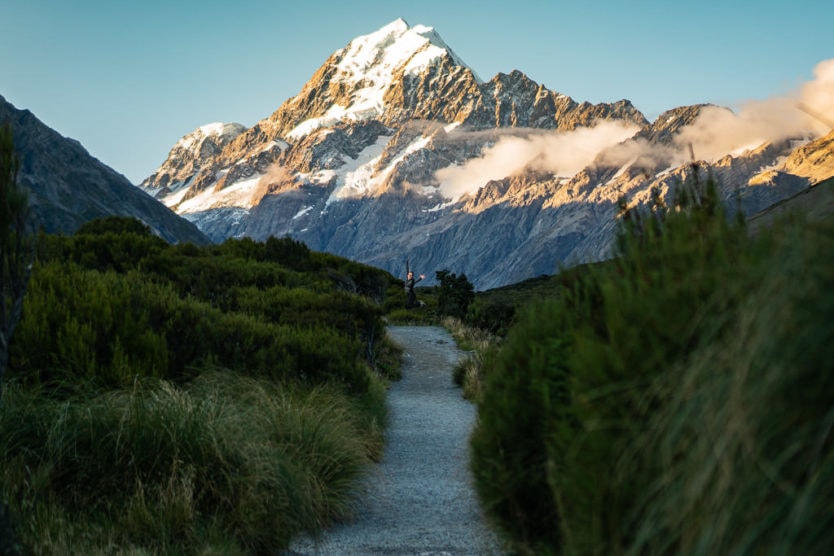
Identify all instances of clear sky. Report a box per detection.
[2,0,832,184]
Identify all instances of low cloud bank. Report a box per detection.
[436,121,640,200]
[436,58,834,199]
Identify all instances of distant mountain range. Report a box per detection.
[6,19,832,288]
[0,95,207,245]
[138,19,833,288]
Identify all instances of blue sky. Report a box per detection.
[2,0,832,184]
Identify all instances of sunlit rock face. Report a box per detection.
[140,19,832,289]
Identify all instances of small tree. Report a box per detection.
[0,122,34,400]
[435,269,474,320]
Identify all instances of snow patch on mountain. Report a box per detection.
[288,106,352,140]
[328,134,393,202]
[292,206,313,220]
[324,137,391,203]
[178,174,264,213]
[323,131,437,205]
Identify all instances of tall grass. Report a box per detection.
[470,174,834,555]
[443,316,499,401]
[0,370,386,554]
[623,219,834,556]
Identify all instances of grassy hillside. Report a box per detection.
[0,217,403,554]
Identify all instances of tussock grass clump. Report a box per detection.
[624,219,834,556]
[0,371,382,554]
[470,174,834,555]
[442,316,494,353]
[444,317,499,401]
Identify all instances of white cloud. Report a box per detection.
[435,120,640,200]
[675,58,834,161]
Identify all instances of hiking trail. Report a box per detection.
[288,325,503,555]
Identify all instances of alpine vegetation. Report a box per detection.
[469,170,834,555]
[0,216,402,554]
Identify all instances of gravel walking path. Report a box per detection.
[289,325,503,555]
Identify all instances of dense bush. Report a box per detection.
[465,298,516,336]
[470,174,834,555]
[435,269,474,320]
[624,218,834,556]
[39,217,168,273]
[1,218,402,553]
[9,261,372,393]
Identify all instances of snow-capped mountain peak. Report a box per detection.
[141,121,247,189]
[334,18,476,84]
[176,122,247,151]
[140,19,834,290]
[287,19,478,139]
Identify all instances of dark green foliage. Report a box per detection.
[625,218,834,556]
[140,246,308,307]
[470,172,834,555]
[9,261,372,394]
[75,215,157,237]
[10,264,170,389]
[470,302,570,552]
[7,214,402,397]
[48,230,167,275]
[0,500,21,556]
[264,235,313,271]
[435,269,474,320]
[465,298,516,336]
[216,235,312,272]
[1,216,402,552]
[230,286,385,363]
[0,122,34,396]
[464,262,606,337]
[36,216,169,275]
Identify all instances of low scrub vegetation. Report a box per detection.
[0,216,402,554]
[470,174,834,555]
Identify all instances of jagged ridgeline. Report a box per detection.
[141,19,833,290]
[0,216,404,553]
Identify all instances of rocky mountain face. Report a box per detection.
[141,19,833,290]
[1,95,208,245]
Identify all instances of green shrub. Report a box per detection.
[140,248,309,306]
[9,263,171,389]
[2,222,399,553]
[470,299,573,554]
[466,298,516,336]
[469,174,803,555]
[435,269,474,320]
[36,217,168,274]
[10,262,373,393]
[75,216,157,237]
[624,218,834,556]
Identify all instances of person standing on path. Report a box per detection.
[404,259,425,309]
